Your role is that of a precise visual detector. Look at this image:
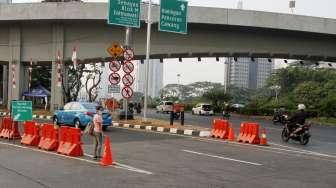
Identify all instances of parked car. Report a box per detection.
[232,103,245,109]
[192,103,214,116]
[156,101,173,113]
[53,102,112,131]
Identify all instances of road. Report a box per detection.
[137,109,336,156]
[0,116,335,187]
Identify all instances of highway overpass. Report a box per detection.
[0,2,336,110]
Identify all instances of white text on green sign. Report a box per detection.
[159,0,188,34]
[107,0,141,28]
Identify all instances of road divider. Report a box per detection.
[38,123,59,151]
[0,116,21,139]
[57,126,83,157]
[21,121,40,146]
[210,119,268,146]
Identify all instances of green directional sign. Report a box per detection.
[107,0,141,28]
[159,0,188,34]
[11,101,33,122]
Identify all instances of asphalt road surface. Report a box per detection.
[137,109,336,156]
[0,116,335,187]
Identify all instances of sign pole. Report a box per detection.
[144,0,152,122]
[124,27,132,121]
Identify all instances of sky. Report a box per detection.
[10,0,336,85]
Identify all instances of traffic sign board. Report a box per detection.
[123,48,135,61]
[109,73,121,85]
[107,42,124,58]
[107,0,141,28]
[11,100,33,122]
[123,61,134,74]
[109,61,121,72]
[122,86,134,99]
[122,74,134,86]
[159,0,188,34]
[108,84,121,93]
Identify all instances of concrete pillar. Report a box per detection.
[7,25,22,108]
[2,64,8,107]
[50,24,64,111]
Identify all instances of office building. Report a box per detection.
[224,57,274,89]
[136,59,164,98]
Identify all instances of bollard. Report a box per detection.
[170,111,174,125]
[180,105,185,126]
[181,111,184,126]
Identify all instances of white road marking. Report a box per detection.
[0,141,153,175]
[0,141,99,165]
[112,126,336,161]
[182,149,262,166]
[83,153,153,175]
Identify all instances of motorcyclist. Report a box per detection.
[223,103,231,119]
[288,104,309,136]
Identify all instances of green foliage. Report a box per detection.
[202,88,232,112]
[250,67,336,117]
[320,95,336,118]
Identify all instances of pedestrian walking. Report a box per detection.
[93,106,103,160]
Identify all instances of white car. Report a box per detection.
[192,103,214,116]
[156,101,173,113]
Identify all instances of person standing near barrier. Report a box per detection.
[93,106,103,160]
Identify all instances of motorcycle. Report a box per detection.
[281,122,311,145]
[223,111,230,120]
[273,110,288,124]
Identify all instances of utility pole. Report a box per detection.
[143,0,152,122]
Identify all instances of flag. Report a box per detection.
[29,59,33,91]
[57,50,62,87]
[12,64,16,89]
[72,46,77,69]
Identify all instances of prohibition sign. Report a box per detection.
[109,61,121,72]
[122,74,134,86]
[122,86,134,99]
[123,61,134,74]
[109,73,121,85]
[123,48,135,61]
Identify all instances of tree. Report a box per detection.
[202,88,232,112]
[320,95,336,118]
[61,62,85,103]
[31,65,51,90]
[293,81,322,108]
[84,63,103,102]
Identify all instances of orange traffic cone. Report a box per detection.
[227,125,235,141]
[260,128,268,146]
[100,136,114,166]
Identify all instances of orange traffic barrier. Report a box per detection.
[101,136,114,166]
[0,117,21,139]
[21,121,40,146]
[38,124,59,151]
[211,119,230,139]
[260,128,268,146]
[57,126,83,157]
[227,125,235,141]
[237,122,260,144]
[0,117,3,133]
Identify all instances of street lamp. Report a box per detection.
[177,74,181,85]
[269,85,281,101]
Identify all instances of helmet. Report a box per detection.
[298,104,306,110]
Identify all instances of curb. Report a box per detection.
[112,121,211,138]
[0,112,53,120]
